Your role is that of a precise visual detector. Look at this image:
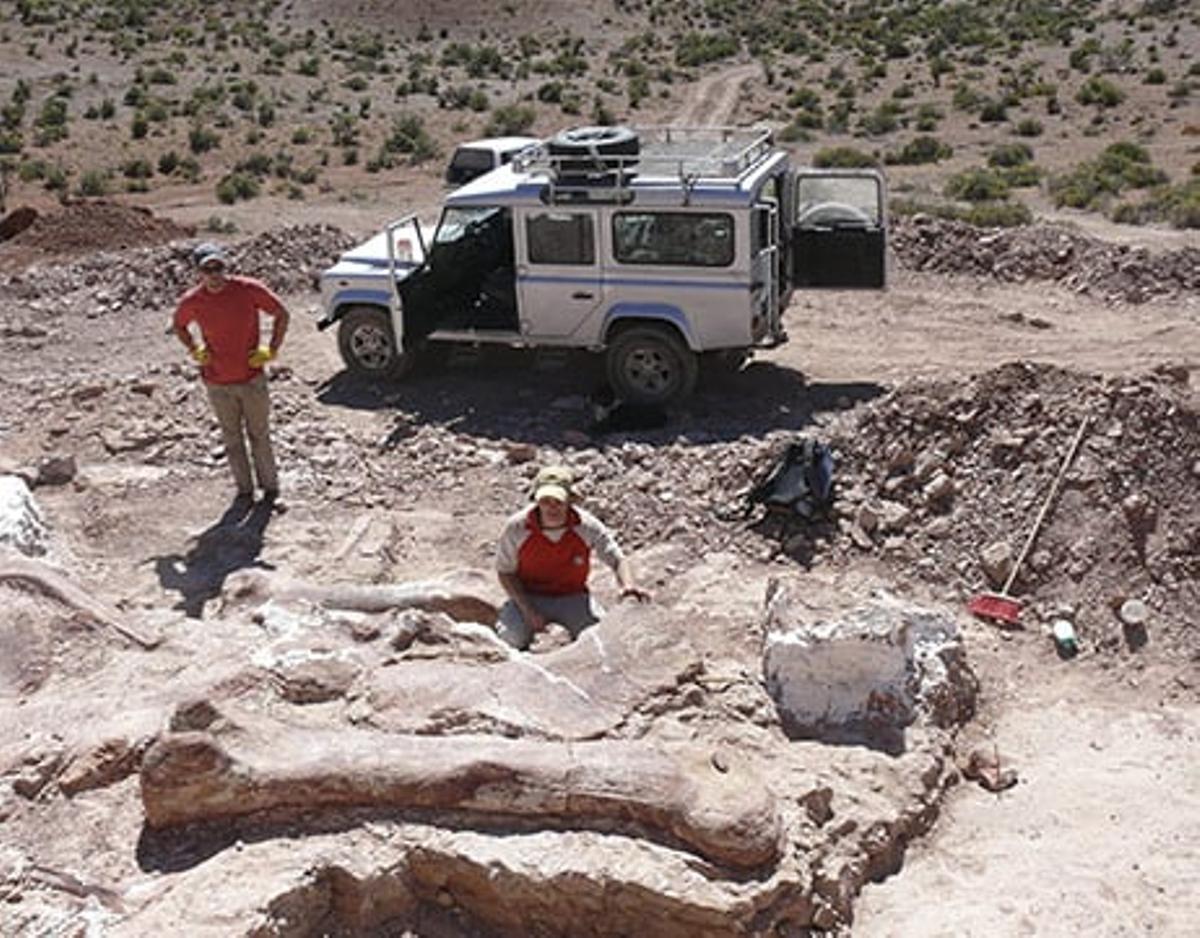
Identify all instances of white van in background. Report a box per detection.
[444,136,541,186]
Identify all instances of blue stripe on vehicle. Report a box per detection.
[519,274,749,290]
[331,290,392,307]
[603,303,698,349]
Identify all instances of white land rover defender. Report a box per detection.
[318,125,887,405]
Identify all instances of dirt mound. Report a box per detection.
[820,362,1199,654]
[892,215,1200,304]
[0,200,194,260]
[0,223,356,316]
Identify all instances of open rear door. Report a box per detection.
[790,169,886,289]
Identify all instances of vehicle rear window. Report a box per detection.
[613,212,734,267]
[526,212,596,265]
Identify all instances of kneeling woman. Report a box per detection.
[495,465,649,650]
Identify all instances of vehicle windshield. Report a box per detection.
[433,206,504,246]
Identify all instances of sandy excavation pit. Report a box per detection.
[1,202,1198,935]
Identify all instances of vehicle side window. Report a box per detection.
[612,212,734,267]
[526,211,595,265]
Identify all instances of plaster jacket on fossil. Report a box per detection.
[139,722,784,871]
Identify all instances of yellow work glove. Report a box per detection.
[248,346,274,368]
[190,345,211,366]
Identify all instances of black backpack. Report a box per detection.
[747,437,835,520]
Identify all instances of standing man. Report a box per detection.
[495,465,650,651]
[173,242,290,504]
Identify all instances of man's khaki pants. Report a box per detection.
[205,373,278,494]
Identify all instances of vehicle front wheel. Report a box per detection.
[605,325,698,406]
[336,306,415,380]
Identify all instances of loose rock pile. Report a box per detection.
[0,222,354,315]
[892,215,1200,304]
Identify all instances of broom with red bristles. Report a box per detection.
[968,416,1090,626]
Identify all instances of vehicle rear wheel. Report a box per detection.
[336,306,415,380]
[605,324,698,406]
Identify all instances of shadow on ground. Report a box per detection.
[315,347,886,447]
[151,496,277,618]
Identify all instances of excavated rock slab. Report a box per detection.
[365,602,705,739]
[139,721,782,870]
[221,567,502,624]
[762,582,977,741]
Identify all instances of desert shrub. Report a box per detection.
[122,158,152,179]
[1000,164,1043,187]
[298,56,319,77]
[216,171,260,204]
[236,152,273,175]
[1144,68,1167,85]
[34,97,69,145]
[915,103,942,132]
[382,113,437,162]
[675,31,738,67]
[1076,76,1124,107]
[944,168,1010,201]
[77,169,109,196]
[813,146,876,168]
[884,135,952,165]
[486,103,535,136]
[1048,141,1168,209]
[43,164,67,191]
[859,102,901,136]
[890,197,1030,228]
[1110,179,1200,228]
[0,131,21,154]
[964,201,1032,227]
[291,127,312,145]
[189,125,220,153]
[157,151,179,174]
[1014,117,1043,137]
[988,143,1033,167]
[537,81,564,104]
[978,98,1008,123]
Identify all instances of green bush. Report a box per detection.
[890,197,1031,228]
[158,151,179,174]
[812,146,876,168]
[1144,68,1167,85]
[77,169,109,196]
[988,143,1033,167]
[486,103,535,136]
[122,158,152,179]
[1076,76,1124,108]
[189,125,220,153]
[675,32,738,67]
[382,113,437,162]
[944,168,1010,202]
[1000,164,1043,187]
[964,201,1032,227]
[884,135,952,165]
[216,171,260,204]
[1049,141,1169,210]
[1014,117,1043,137]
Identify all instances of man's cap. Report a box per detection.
[532,465,574,503]
[192,242,228,268]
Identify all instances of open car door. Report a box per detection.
[789,169,887,289]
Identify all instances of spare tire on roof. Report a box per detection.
[547,125,639,177]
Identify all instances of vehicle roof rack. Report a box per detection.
[515,126,776,206]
